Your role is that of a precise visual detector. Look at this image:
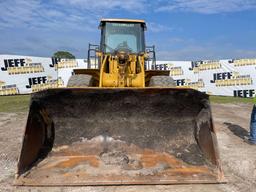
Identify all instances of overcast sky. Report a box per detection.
[0,0,256,60]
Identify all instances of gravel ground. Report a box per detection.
[0,103,255,192]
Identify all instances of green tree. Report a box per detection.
[53,51,75,59]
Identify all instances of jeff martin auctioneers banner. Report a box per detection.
[0,54,256,98]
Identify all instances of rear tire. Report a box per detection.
[149,76,176,87]
[67,74,93,87]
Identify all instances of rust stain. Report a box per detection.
[58,156,99,168]
[45,156,100,169]
[141,151,182,168]
[16,147,220,185]
[140,150,212,176]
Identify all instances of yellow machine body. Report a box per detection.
[98,52,145,87]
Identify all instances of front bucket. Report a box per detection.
[15,88,224,186]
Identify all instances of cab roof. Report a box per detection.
[100,18,145,23]
[99,18,146,29]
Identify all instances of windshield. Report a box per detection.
[101,22,145,54]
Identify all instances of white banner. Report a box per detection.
[0,55,56,95]
[152,59,256,98]
[1,55,256,98]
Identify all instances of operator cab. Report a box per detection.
[99,19,146,54]
[87,19,155,69]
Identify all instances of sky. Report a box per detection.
[0,0,256,60]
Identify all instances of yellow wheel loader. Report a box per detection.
[15,19,224,186]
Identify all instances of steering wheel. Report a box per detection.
[115,41,132,53]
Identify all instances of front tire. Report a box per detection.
[67,74,93,87]
[149,76,176,87]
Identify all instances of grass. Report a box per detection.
[209,95,254,104]
[0,94,30,112]
[0,94,253,113]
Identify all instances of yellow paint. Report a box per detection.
[98,53,146,87]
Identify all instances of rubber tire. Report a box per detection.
[149,76,176,87]
[67,74,93,87]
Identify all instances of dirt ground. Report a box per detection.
[0,103,255,192]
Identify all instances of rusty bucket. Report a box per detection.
[15,88,224,186]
